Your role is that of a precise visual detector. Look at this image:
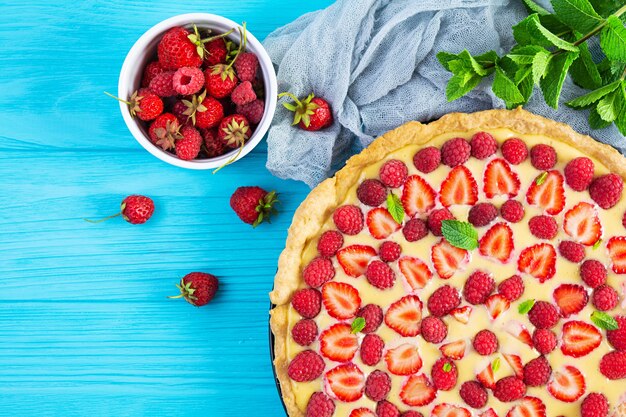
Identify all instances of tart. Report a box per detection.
[270,109,626,417]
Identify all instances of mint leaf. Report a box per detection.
[592,239,603,249]
[441,220,478,250]
[474,50,499,68]
[351,317,366,334]
[540,50,579,108]
[518,14,580,51]
[437,51,460,71]
[492,357,501,372]
[596,89,620,122]
[518,299,536,314]
[446,72,483,101]
[513,14,540,46]
[600,15,626,62]
[598,59,626,83]
[567,79,621,108]
[522,0,550,15]
[532,50,551,85]
[589,106,614,128]
[552,0,604,33]
[386,193,405,224]
[615,83,626,136]
[518,72,535,102]
[493,67,525,108]
[443,362,452,372]
[590,311,619,330]
[569,42,602,90]
[535,171,549,185]
[590,0,624,17]
[507,45,546,65]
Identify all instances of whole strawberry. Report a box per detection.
[175,125,202,160]
[105,89,163,121]
[205,64,239,98]
[204,37,228,66]
[181,90,224,129]
[218,114,250,149]
[279,92,333,131]
[157,26,203,70]
[230,186,278,227]
[149,113,181,150]
[85,195,155,225]
[169,272,218,307]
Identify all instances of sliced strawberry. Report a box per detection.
[440,166,478,207]
[440,340,466,360]
[517,243,556,282]
[385,295,423,337]
[480,409,498,417]
[431,403,471,417]
[322,282,361,320]
[547,365,586,402]
[561,320,602,357]
[337,245,376,277]
[485,294,510,320]
[399,373,437,406]
[503,353,524,378]
[477,360,495,389]
[402,175,436,217]
[479,222,514,263]
[366,208,400,240]
[607,236,626,274]
[553,284,588,317]
[451,306,472,324]
[324,363,365,402]
[563,202,602,246]
[526,170,565,215]
[432,239,469,279]
[505,320,533,347]
[384,343,422,376]
[399,256,432,291]
[349,408,376,417]
[319,323,358,362]
[484,158,521,198]
[506,396,547,417]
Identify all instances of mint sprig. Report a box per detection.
[590,311,619,330]
[441,220,478,250]
[386,193,405,225]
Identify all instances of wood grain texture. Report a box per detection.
[0,1,332,415]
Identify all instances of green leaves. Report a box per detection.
[514,14,579,51]
[443,362,452,372]
[441,220,478,250]
[569,43,602,90]
[600,15,626,62]
[492,357,501,372]
[518,299,536,314]
[386,193,405,224]
[493,68,525,108]
[567,79,621,107]
[540,50,579,108]
[351,317,366,334]
[590,311,619,330]
[567,80,626,134]
[437,50,497,101]
[552,0,604,33]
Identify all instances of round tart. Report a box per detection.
[270,109,626,417]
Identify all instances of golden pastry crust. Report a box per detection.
[269,108,626,417]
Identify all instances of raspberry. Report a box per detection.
[318,230,344,257]
[204,38,228,66]
[357,304,384,333]
[149,71,177,97]
[233,52,259,82]
[379,241,401,262]
[142,61,165,87]
[365,370,391,401]
[431,357,458,390]
[493,376,526,402]
[333,205,364,235]
[590,173,624,209]
[366,260,395,289]
[291,319,318,346]
[360,333,384,365]
[470,131,498,159]
[580,393,609,417]
[530,144,556,170]
[441,137,471,167]
[468,203,498,227]
[607,316,626,351]
[528,301,559,329]
[231,80,257,106]
[500,199,524,223]
[580,260,607,288]
[428,285,461,317]
[558,241,585,263]
[420,316,448,343]
[376,400,400,417]
[291,288,322,318]
[172,100,189,125]
[287,350,325,382]
[464,271,495,305]
[497,275,524,301]
[565,157,595,191]
[528,215,558,240]
[427,208,454,236]
[303,257,335,288]
[379,160,408,187]
[623,211,626,229]
[202,128,226,158]
[599,350,626,380]
[501,138,528,165]
[413,146,441,173]
[236,99,265,124]
[306,392,335,417]
[172,66,204,95]
[532,329,557,354]
[175,125,202,160]
[459,380,488,409]
[357,179,387,206]
[592,284,618,311]
[523,356,552,386]
[473,329,498,355]
[402,218,428,242]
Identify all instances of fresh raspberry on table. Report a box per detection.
[558,241,585,263]
[528,301,559,329]
[459,380,488,409]
[607,316,626,351]
[231,81,257,106]
[589,173,624,209]
[463,271,495,305]
[291,288,322,318]
[149,70,177,97]
[287,350,325,382]
[357,304,383,333]
[360,333,384,365]
[236,98,265,124]
[413,146,441,173]
[333,205,364,235]
[376,400,400,417]
[141,61,165,87]
[202,128,226,158]
[428,285,461,317]
[379,159,408,187]
[205,64,239,98]
[379,241,401,262]
[530,144,556,170]
[599,350,626,380]
[317,230,344,257]
[523,355,552,386]
[357,179,387,207]
[365,370,391,401]
[493,376,526,402]
[234,52,259,82]
[303,257,335,288]
[291,319,318,346]
[175,125,203,160]
[470,131,497,159]
[500,199,524,223]
[533,328,557,354]
[441,137,470,167]
[501,137,528,165]
[204,38,228,67]
[427,208,454,236]
[403,218,428,242]
[149,113,181,150]
[218,114,250,148]
[564,157,595,191]
[473,329,498,355]
[468,203,497,227]
[497,274,524,301]
[366,260,395,290]
[580,259,607,288]
[172,66,205,95]
[592,284,618,311]
[157,26,203,70]
[528,215,558,240]
[420,316,447,343]
[580,393,609,417]
[431,357,458,390]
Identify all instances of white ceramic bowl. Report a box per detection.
[118,13,277,169]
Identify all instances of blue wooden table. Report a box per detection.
[0,1,333,415]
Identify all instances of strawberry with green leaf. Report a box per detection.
[279,92,333,131]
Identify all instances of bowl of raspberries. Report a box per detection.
[115,13,277,170]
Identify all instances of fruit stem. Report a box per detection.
[212,142,244,174]
[278,92,302,106]
[84,212,122,223]
[104,91,130,105]
[202,27,235,43]
[225,22,247,71]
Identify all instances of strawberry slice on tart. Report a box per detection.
[384,295,423,337]
[561,320,602,357]
[401,174,436,217]
[319,323,358,362]
[563,202,602,246]
[321,282,361,320]
[483,158,521,198]
[517,243,556,282]
[336,245,376,277]
[398,256,432,291]
[324,363,365,402]
[366,208,400,239]
[526,170,565,215]
[399,373,437,406]
[440,166,478,207]
[547,365,586,403]
[479,222,514,263]
[432,239,469,279]
[384,343,422,376]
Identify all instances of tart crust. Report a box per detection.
[269,108,626,417]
